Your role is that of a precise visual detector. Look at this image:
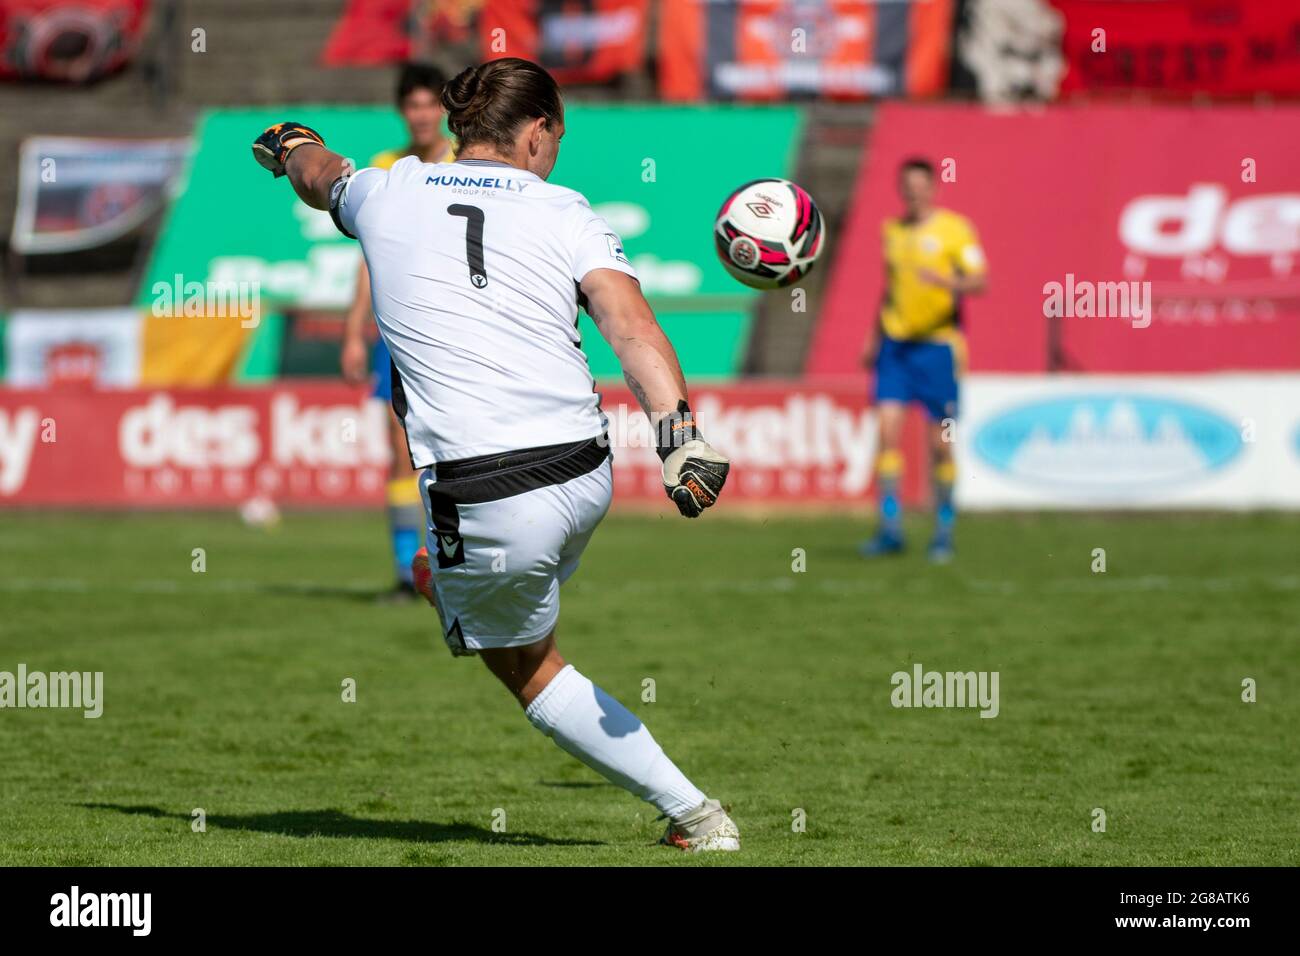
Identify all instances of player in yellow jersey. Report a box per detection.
[860,158,987,563]
[340,63,456,600]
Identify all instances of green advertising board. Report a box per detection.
[140,104,803,380]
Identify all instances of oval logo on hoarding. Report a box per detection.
[973,395,1241,495]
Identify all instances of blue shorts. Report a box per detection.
[873,334,959,421]
[371,336,392,401]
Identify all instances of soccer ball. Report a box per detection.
[713,178,825,290]
[239,495,281,529]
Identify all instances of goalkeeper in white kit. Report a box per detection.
[251,57,738,851]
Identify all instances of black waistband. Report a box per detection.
[430,435,610,504]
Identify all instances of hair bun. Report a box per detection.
[442,65,483,114]
[438,58,564,155]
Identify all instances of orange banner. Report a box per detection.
[659,0,953,101]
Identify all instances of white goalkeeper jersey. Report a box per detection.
[334,156,637,466]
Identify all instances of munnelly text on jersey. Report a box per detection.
[426,174,531,192]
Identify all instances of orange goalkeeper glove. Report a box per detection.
[251,121,325,178]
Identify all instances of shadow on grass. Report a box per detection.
[256,582,397,604]
[538,780,609,790]
[80,804,600,847]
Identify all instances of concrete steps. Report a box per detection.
[743,103,873,375]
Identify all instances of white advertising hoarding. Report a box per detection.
[959,375,1300,509]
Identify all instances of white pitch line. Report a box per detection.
[0,578,380,596]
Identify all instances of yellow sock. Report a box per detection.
[933,459,956,532]
[877,449,903,530]
[386,476,422,507]
[386,476,423,584]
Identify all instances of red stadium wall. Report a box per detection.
[808,102,1300,376]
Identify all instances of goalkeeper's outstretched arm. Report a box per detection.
[250,121,347,210]
[284,145,347,211]
[581,268,688,423]
[580,268,730,518]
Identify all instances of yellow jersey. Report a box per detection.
[370,141,456,170]
[880,208,985,341]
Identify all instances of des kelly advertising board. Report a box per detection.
[2,377,1299,510]
[0,382,877,509]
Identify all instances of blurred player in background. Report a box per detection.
[860,158,987,563]
[340,63,455,601]
[252,58,738,850]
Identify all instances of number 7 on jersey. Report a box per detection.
[448,204,488,288]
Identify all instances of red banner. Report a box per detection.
[658,0,953,102]
[481,0,647,85]
[0,0,149,82]
[1051,0,1300,98]
[0,382,925,508]
[321,0,417,67]
[808,102,1300,376]
[0,385,390,507]
[322,0,483,67]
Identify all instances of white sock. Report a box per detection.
[525,664,707,820]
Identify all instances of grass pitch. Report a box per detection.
[0,509,1296,866]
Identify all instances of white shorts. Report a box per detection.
[417,445,612,656]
